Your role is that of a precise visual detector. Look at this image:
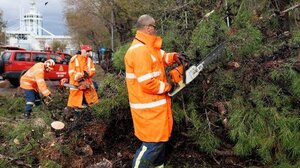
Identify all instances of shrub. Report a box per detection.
[112,43,130,72]
[91,74,129,119]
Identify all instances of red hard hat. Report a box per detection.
[81,45,91,51]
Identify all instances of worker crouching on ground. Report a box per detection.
[20,59,55,118]
[124,14,183,168]
[67,45,99,109]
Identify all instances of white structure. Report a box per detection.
[5,0,74,52]
[22,0,43,35]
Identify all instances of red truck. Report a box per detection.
[0,46,72,86]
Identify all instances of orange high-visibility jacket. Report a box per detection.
[68,55,96,85]
[124,31,178,142]
[20,62,51,96]
[67,54,98,108]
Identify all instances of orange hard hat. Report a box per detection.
[81,45,91,51]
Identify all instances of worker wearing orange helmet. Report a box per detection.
[20,59,55,118]
[124,14,183,167]
[67,45,98,109]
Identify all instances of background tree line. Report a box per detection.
[0,10,6,45]
[64,0,299,50]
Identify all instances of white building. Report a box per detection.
[5,0,74,52]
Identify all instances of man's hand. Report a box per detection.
[173,53,187,65]
[43,95,53,106]
[59,78,68,87]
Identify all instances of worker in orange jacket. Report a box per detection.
[124,14,183,168]
[20,59,55,118]
[67,45,98,109]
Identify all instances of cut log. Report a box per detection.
[51,121,65,130]
[51,121,65,136]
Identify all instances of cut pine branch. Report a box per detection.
[269,3,300,18]
[214,149,235,156]
[0,154,32,168]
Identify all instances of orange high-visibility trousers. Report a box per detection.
[67,88,98,108]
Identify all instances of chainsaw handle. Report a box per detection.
[178,52,190,84]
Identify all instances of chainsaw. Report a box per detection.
[63,83,78,89]
[168,43,226,96]
[63,81,91,90]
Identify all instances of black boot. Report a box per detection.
[23,112,31,119]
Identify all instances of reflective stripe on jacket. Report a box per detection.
[20,62,51,96]
[68,55,95,86]
[124,30,177,142]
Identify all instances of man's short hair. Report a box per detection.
[137,14,155,29]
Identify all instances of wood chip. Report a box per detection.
[227,61,240,69]
[13,138,20,145]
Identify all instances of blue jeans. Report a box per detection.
[132,142,166,168]
[24,89,41,113]
[92,80,99,91]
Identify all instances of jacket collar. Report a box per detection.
[135,30,162,49]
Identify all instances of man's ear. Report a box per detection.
[145,26,151,33]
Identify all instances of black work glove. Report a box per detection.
[83,71,89,78]
[168,82,176,93]
[78,77,85,83]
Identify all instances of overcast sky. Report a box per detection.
[0,0,68,35]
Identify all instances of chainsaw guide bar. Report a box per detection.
[168,43,226,96]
